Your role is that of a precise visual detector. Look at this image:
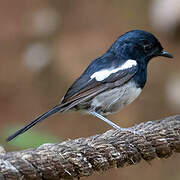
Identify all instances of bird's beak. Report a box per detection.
[160,50,173,58]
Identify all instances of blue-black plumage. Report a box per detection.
[7,30,173,141]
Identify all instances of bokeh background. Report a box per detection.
[0,0,180,179]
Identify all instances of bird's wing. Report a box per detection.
[6,56,138,141]
[61,55,138,105]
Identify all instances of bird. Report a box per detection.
[6,30,173,142]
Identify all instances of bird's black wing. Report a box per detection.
[6,55,138,142]
[61,55,138,104]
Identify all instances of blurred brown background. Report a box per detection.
[0,0,180,179]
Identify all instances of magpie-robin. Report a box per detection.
[7,30,173,141]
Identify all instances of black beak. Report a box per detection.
[160,50,173,58]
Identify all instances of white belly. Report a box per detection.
[91,81,142,115]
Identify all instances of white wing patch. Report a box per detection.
[90,69,112,81]
[90,59,137,81]
[119,59,137,70]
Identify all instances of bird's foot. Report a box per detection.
[114,126,143,137]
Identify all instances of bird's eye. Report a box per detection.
[143,44,153,52]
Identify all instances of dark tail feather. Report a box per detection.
[6,105,64,142]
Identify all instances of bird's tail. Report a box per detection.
[6,105,65,142]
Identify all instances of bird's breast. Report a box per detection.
[91,81,142,115]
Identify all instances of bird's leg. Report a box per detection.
[88,111,141,136]
[88,111,124,130]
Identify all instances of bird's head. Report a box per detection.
[110,30,173,63]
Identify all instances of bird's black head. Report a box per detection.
[109,30,173,63]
